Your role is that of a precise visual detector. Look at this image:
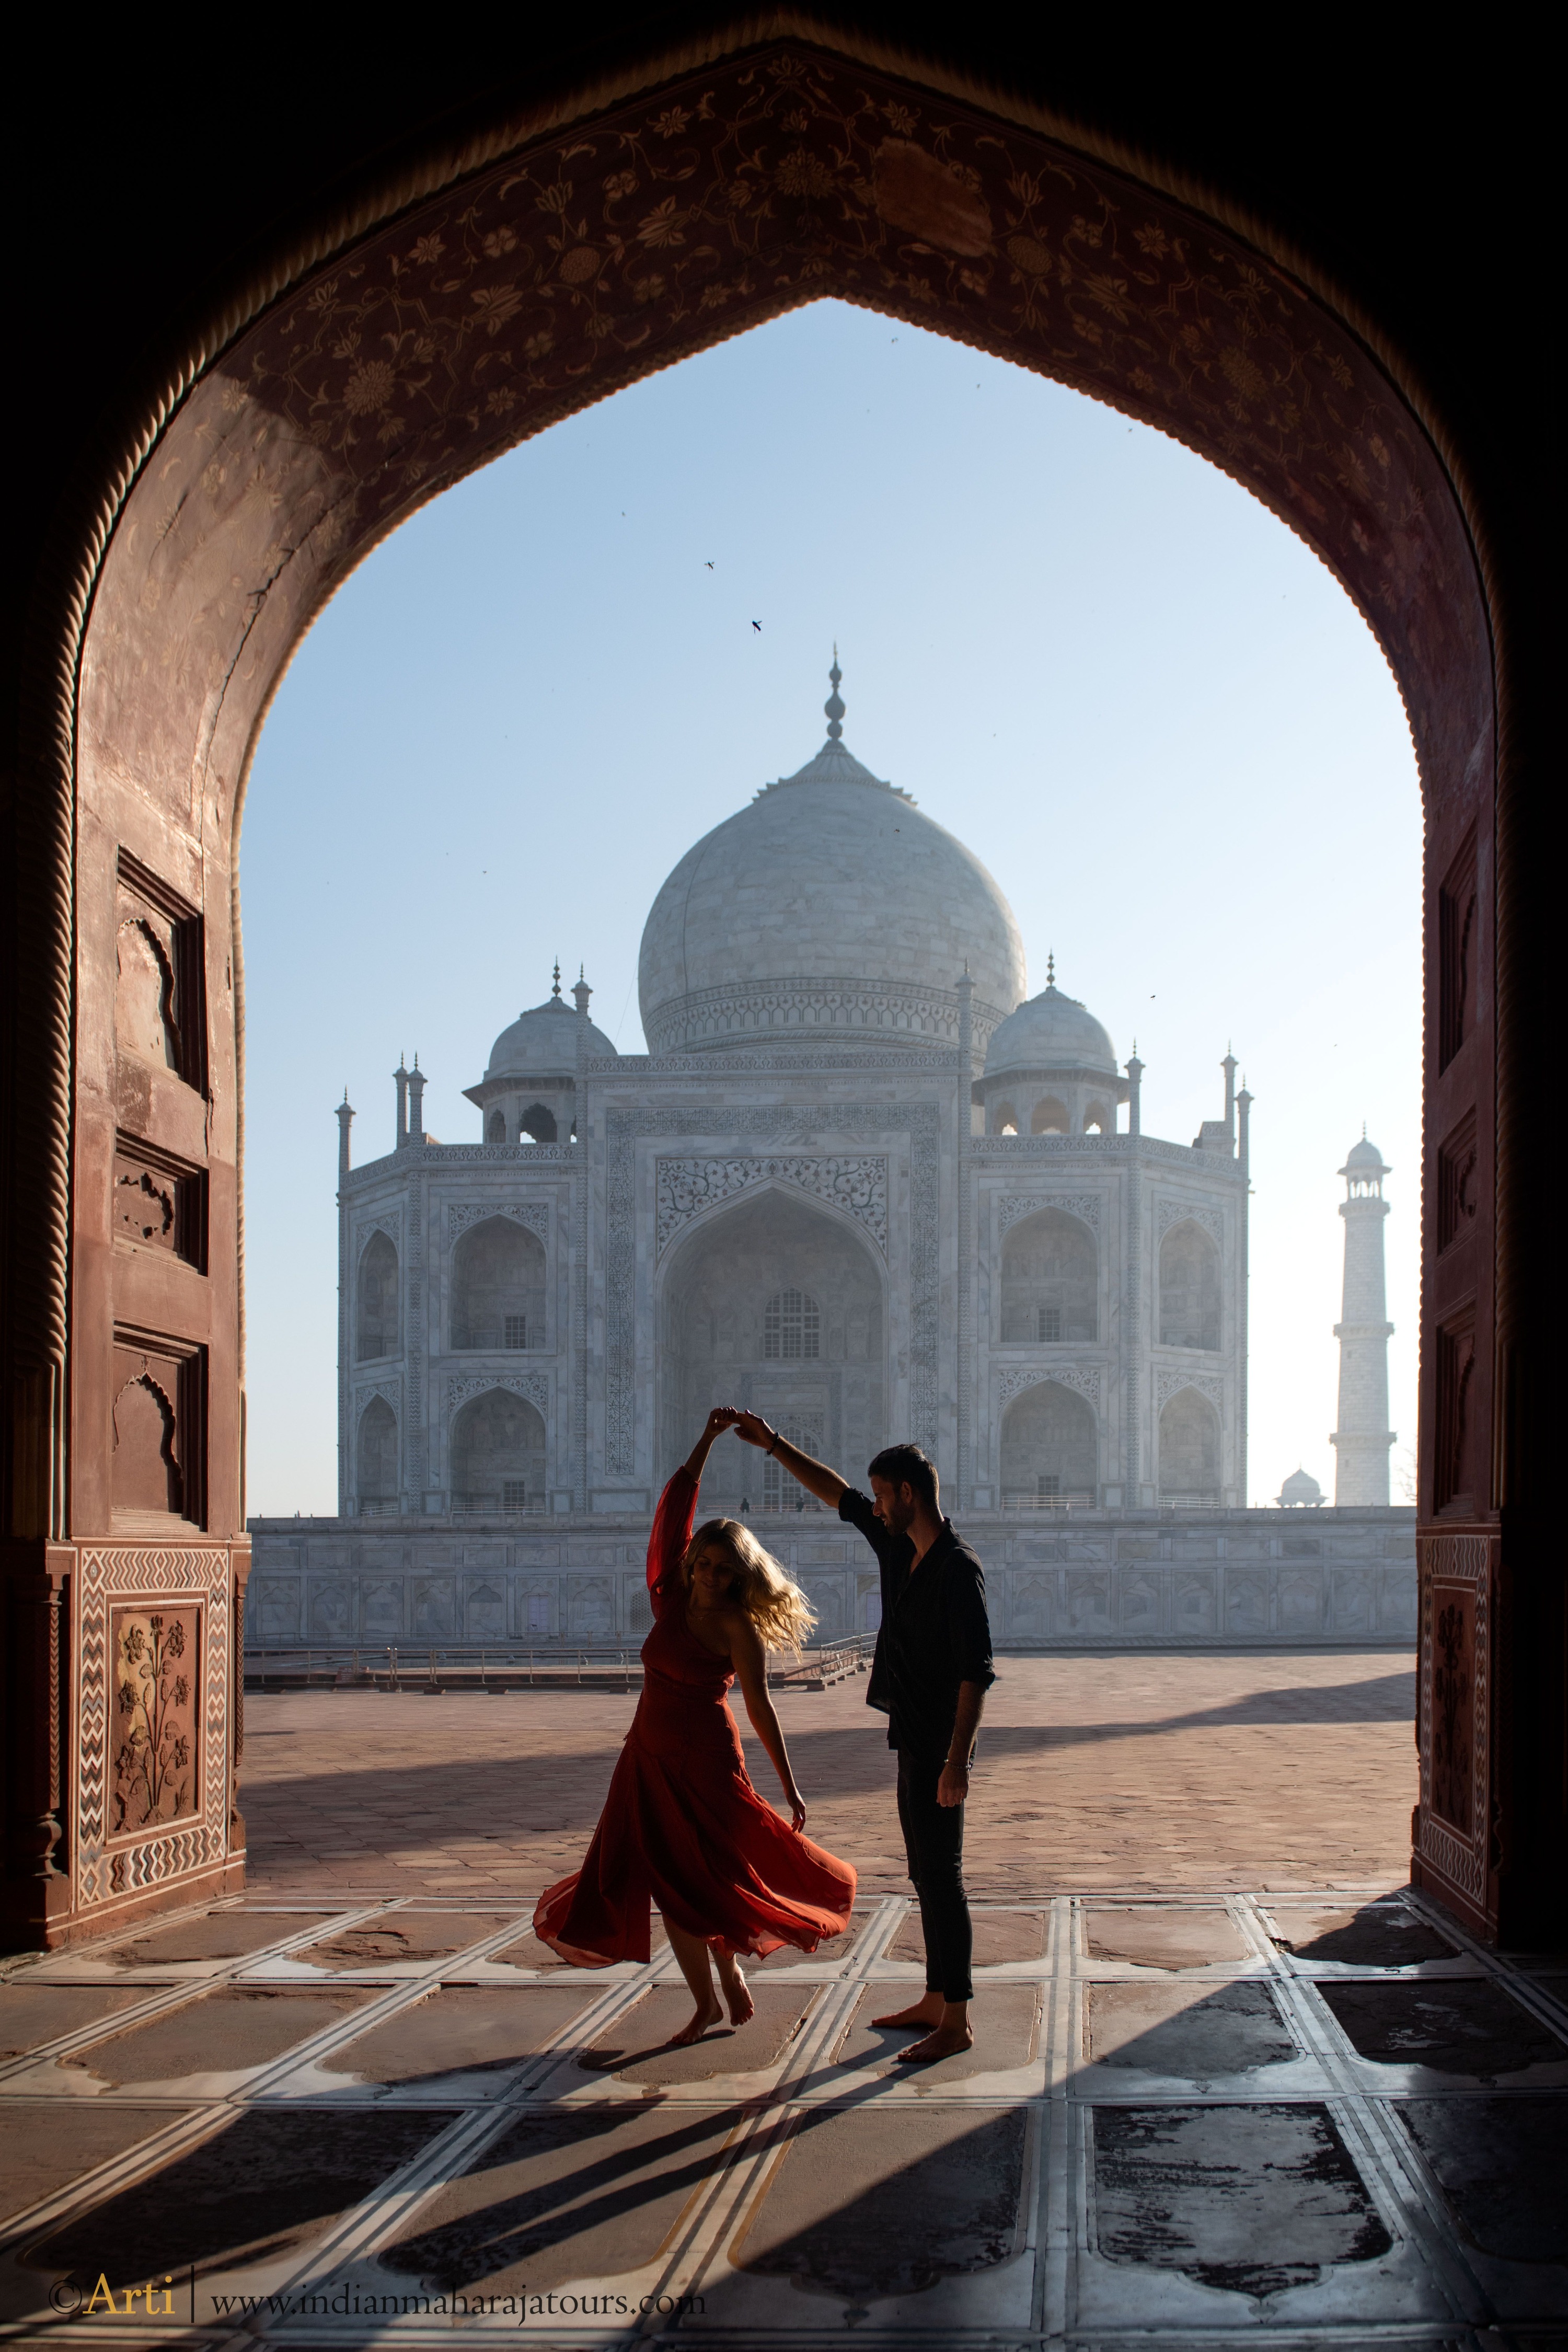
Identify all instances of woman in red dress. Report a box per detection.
[534,1408,857,2043]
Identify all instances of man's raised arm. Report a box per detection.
[733,1413,848,1509]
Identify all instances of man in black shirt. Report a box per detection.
[735,1415,994,2061]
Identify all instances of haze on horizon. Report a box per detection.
[241,299,1420,1516]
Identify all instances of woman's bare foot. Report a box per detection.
[871,1993,944,2030]
[895,2020,974,2062]
[668,1994,723,2046]
[716,1956,754,2026]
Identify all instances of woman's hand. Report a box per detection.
[683,1406,741,1482]
[783,1783,806,1833]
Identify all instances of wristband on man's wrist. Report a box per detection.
[765,1427,779,1456]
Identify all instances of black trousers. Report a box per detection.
[895,1748,972,2003]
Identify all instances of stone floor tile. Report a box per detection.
[829,1980,1040,2080]
[575,1986,816,2084]
[58,1988,374,2087]
[1089,2102,1391,2297]
[1319,1977,1568,2080]
[1085,1980,1297,2076]
[733,2103,1027,2297]
[1084,1904,1251,1968]
[11,2109,457,2314]
[0,1986,147,2055]
[0,2104,194,2228]
[321,1988,599,2088]
[376,2104,737,2295]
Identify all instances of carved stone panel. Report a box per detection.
[1174,1574,1216,1636]
[447,1201,551,1244]
[997,1192,1102,1233]
[466,1581,506,1639]
[110,1606,200,1838]
[1065,1571,1112,1635]
[253,1577,301,1640]
[413,1577,455,1640]
[363,1579,403,1638]
[113,1137,206,1270]
[1120,1575,1160,1636]
[655,1154,889,1258]
[1226,1577,1268,1635]
[1417,1534,1491,1915]
[1011,1572,1055,1639]
[308,1581,353,1641]
[569,1577,615,1638]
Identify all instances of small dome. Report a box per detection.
[1278,1467,1324,1506]
[1344,1133,1388,1172]
[486,993,614,1079]
[984,974,1117,1080]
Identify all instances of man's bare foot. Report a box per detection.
[895,2021,975,2063]
[717,1959,754,2027]
[871,1996,944,2030]
[668,1996,723,2046]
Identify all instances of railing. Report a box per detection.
[447,1493,549,1515]
[245,1631,880,1693]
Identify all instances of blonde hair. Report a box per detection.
[680,1518,816,1654]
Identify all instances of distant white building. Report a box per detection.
[334,664,1251,1523]
[1331,1133,1396,1505]
[246,672,1416,1655]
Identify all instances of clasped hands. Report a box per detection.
[701,1406,776,1450]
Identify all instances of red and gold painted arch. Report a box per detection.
[3,20,1535,1944]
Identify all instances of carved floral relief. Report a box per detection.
[110,1607,200,1837]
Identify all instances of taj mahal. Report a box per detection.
[248,665,1414,1651]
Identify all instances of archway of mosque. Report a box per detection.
[6,24,1536,1953]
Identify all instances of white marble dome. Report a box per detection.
[638,670,1025,1056]
[487,990,614,1079]
[984,975,1117,1079]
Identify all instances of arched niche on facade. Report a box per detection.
[992,1101,1019,1136]
[450,1388,546,1512]
[112,1373,183,1519]
[1083,1102,1113,1135]
[1159,1219,1221,1351]
[356,1231,399,1363]
[451,1216,546,1351]
[518,1102,558,1142]
[1001,1207,1097,1344]
[1159,1387,1221,1502]
[1030,1097,1069,1136]
[660,1185,884,1505]
[486,1111,506,1144]
[1000,1380,1098,1503]
[356,1395,399,1507]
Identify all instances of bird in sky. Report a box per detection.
[706,561,714,569]
[752,620,762,631]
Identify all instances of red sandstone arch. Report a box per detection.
[2,25,1530,1945]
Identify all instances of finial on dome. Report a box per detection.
[1046,952,1056,988]
[824,645,845,742]
[551,960,562,999]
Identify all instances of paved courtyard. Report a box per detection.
[241,1650,1422,1900]
[3,1650,1563,2345]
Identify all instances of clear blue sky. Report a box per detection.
[242,298,1420,1515]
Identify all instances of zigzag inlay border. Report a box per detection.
[73,1544,236,1914]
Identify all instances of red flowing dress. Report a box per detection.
[533,1469,857,1964]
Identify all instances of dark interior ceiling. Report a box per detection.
[7,9,1547,756]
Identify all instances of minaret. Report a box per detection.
[407,1056,426,1145]
[393,1055,409,1149]
[1331,1130,1395,1504]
